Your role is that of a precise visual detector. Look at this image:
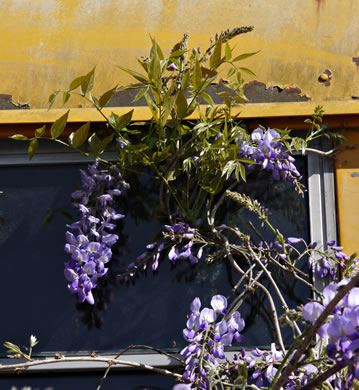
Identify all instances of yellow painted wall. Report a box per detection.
[1,0,358,254]
[336,131,359,255]
[2,0,359,108]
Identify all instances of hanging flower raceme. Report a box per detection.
[120,222,203,281]
[179,295,245,389]
[307,241,357,281]
[238,128,301,186]
[64,160,129,304]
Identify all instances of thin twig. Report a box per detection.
[220,234,285,352]
[227,269,264,316]
[304,144,358,157]
[253,281,286,353]
[96,344,183,390]
[209,182,237,226]
[246,244,302,336]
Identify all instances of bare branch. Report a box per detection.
[0,356,182,379]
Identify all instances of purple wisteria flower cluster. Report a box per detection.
[242,344,283,387]
[179,295,245,389]
[308,240,354,280]
[234,345,319,389]
[239,128,301,185]
[121,222,202,281]
[165,223,203,265]
[303,279,359,389]
[64,160,128,304]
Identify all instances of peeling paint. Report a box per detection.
[318,69,332,87]
[107,80,311,107]
[0,94,29,110]
[352,57,359,66]
[243,81,310,103]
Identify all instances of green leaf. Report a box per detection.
[50,110,69,139]
[200,67,218,79]
[69,76,85,91]
[150,36,164,61]
[237,158,258,165]
[28,138,38,160]
[181,70,190,89]
[169,49,188,58]
[162,93,177,126]
[149,39,161,84]
[108,110,134,132]
[69,122,90,148]
[210,36,222,70]
[152,147,170,163]
[222,160,236,179]
[218,91,234,98]
[227,68,236,78]
[225,42,232,61]
[200,92,214,106]
[35,125,46,138]
[89,133,114,157]
[236,163,246,182]
[193,53,202,90]
[117,109,134,131]
[133,87,148,103]
[3,342,21,353]
[200,174,223,194]
[232,51,260,62]
[10,134,28,141]
[175,91,188,119]
[116,65,149,84]
[62,92,71,105]
[80,67,95,96]
[144,92,158,120]
[151,86,161,105]
[98,85,117,109]
[118,83,146,91]
[88,93,99,108]
[48,90,60,109]
[239,67,256,77]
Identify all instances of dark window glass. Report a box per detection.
[0,157,309,358]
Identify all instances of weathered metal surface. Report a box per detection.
[0,0,358,254]
[335,130,359,255]
[1,0,359,108]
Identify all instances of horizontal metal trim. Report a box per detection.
[0,101,359,124]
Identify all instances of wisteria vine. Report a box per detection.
[7,29,359,390]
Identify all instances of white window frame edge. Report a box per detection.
[307,137,337,293]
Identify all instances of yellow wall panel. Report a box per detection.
[1,0,359,108]
[335,130,359,255]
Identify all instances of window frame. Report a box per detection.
[0,135,337,375]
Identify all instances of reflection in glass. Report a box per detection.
[0,158,308,357]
